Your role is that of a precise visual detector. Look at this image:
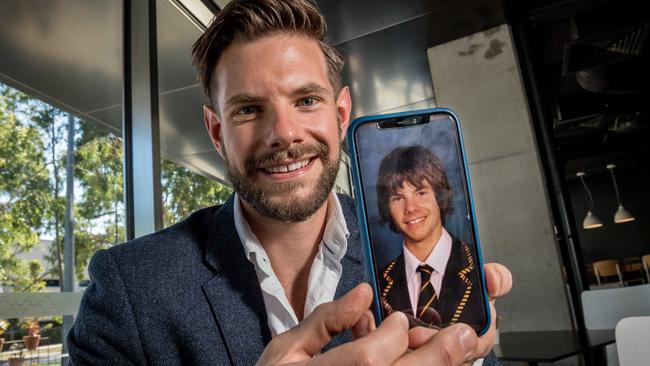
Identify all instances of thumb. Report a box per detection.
[261,283,374,364]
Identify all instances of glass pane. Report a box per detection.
[0,0,123,361]
[157,0,232,228]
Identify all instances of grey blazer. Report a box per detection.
[67,194,498,365]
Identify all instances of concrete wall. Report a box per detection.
[427,25,573,332]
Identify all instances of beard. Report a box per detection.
[225,142,340,222]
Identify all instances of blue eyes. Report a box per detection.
[234,97,317,117]
[299,97,316,107]
[237,106,258,115]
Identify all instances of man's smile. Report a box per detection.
[259,156,318,181]
[405,216,426,225]
[260,156,314,174]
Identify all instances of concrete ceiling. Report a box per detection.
[0,0,505,182]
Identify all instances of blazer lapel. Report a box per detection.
[202,196,271,366]
[439,238,474,325]
[381,255,412,313]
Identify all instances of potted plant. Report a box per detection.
[21,319,41,350]
[8,343,25,366]
[0,319,9,352]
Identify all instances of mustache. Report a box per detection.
[245,143,330,174]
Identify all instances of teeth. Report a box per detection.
[407,217,424,225]
[265,159,310,174]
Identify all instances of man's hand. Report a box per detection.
[256,283,411,365]
[403,263,513,364]
[256,263,512,366]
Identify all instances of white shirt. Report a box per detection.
[233,192,349,336]
[403,228,453,316]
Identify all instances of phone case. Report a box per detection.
[347,108,491,335]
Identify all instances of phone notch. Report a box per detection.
[376,114,430,129]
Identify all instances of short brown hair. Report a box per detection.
[191,0,344,104]
[376,146,453,232]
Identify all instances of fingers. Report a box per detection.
[484,263,512,300]
[314,311,409,366]
[395,323,478,366]
[289,283,374,356]
[258,283,373,365]
[408,326,437,349]
[352,310,376,340]
[474,298,498,357]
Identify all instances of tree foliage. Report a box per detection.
[1,82,232,290]
[0,85,50,291]
[162,160,232,226]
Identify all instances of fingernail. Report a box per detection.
[393,311,409,330]
[458,326,476,359]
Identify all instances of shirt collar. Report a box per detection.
[403,228,453,277]
[233,192,349,271]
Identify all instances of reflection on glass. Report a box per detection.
[161,160,232,227]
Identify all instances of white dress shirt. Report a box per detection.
[233,192,349,336]
[403,228,453,316]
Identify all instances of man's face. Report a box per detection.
[203,34,351,222]
[388,179,442,246]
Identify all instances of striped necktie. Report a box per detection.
[417,264,438,319]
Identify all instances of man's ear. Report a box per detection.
[336,86,352,141]
[203,104,226,159]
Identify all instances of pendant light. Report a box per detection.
[577,171,603,229]
[606,164,635,224]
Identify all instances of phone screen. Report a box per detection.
[351,111,489,333]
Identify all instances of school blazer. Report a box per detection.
[379,236,486,328]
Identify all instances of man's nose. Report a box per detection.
[266,105,304,149]
[404,197,418,214]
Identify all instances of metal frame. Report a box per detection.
[123,0,163,240]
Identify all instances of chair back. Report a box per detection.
[582,284,650,329]
[616,316,650,366]
[594,260,620,277]
[582,285,650,366]
[642,255,650,281]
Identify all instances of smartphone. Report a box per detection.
[346,108,490,335]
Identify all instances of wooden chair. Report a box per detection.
[620,257,646,285]
[593,260,623,287]
[643,255,650,283]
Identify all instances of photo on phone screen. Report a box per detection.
[349,109,489,334]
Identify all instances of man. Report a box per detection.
[377,146,484,328]
[67,0,511,365]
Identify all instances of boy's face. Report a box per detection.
[388,179,442,246]
[203,34,351,221]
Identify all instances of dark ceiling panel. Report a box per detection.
[336,0,507,117]
[317,0,458,44]
[0,0,122,113]
[157,0,203,93]
[159,85,214,156]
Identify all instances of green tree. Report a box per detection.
[1,82,233,287]
[72,124,124,280]
[162,160,232,226]
[0,85,50,292]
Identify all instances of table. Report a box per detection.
[494,329,615,366]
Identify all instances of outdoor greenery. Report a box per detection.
[0,83,231,292]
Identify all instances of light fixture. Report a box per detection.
[606,164,635,224]
[577,172,603,229]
